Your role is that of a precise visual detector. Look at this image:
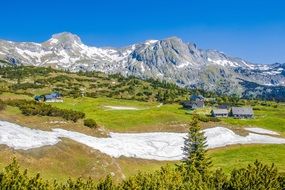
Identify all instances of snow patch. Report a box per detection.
[15,47,49,63]
[245,127,279,136]
[207,58,239,67]
[177,62,191,68]
[49,38,59,44]
[104,106,140,110]
[262,70,282,75]
[145,40,158,45]
[256,64,270,71]
[0,121,60,150]
[242,61,255,69]
[1,121,285,161]
[140,62,145,72]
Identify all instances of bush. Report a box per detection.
[84,119,98,128]
[196,115,210,122]
[209,117,221,122]
[6,100,85,122]
[11,82,45,90]
[196,114,221,123]
[0,100,6,111]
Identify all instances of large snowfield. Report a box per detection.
[0,120,285,161]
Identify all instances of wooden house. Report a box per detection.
[230,107,254,118]
[211,109,228,117]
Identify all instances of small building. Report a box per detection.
[231,107,254,119]
[181,101,193,109]
[218,104,229,110]
[44,92,63,103]
[34,95,44,102]
[182,100,204,110]
[182,94,205,110]
[192,100,205,109]
[190,94,205,101]
[211,109,228,117]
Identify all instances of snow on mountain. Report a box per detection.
[0,32,285,97]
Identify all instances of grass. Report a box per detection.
[50,97,193,132]
[209,144,285,173]
[117,158,173,178]
[0,92,31,100]
[50,97,285,136]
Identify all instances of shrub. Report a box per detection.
[0,100,6,111]
[209,117,221,122]
[11,82,45,90]
[6,100,85,122]
[196,114,221,123]
[84,118,98,128]
[197,115,210,122]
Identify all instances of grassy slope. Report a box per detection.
[0,140,126,182]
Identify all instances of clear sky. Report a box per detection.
[0,0,284,64]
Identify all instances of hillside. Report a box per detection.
[0,65,190,103]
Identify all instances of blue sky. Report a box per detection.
[0,0,284,64]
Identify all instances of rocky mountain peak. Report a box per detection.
[44,32,82,48]
[164,36,183,42]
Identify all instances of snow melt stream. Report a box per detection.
[0,121,285,161]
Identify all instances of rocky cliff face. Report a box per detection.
[1,32,284,98]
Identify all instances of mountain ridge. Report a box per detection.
[0,32,285,98]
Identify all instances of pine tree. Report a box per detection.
[180,115,212,176]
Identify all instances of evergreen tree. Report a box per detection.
[180,115,212,176]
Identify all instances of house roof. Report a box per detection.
[45,92,60,99]
[182,101,192,106]
[212,109,228,115]
[45,95,54,99]
[195,100,204,107]
[218,104,229,109]
[190,95,204,101]
[182,100,204,108]
[231,107,253,115]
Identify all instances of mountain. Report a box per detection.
[1,32,285,99]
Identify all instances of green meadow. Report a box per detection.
[50,97,194,131]
[210,144,285,173]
